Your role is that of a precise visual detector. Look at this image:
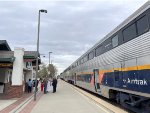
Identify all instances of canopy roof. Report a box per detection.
[0,51,41,64]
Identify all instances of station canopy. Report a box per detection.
[0,40,41,68]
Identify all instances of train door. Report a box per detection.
[74,73,76,85]
[114,70,120,87]
[93,69,101,93]
[114,62,124,88]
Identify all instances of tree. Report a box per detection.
[47,64,58,78]
[37,64,48,78]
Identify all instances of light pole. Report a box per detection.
[49,52,52,65]
[34,9,47,101]
[51,60,53,64]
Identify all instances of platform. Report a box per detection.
[30,80,110,113]
[0,80,113,113]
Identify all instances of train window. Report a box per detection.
[88,51,94,60]
[78,61,80,65]
[76,62,78,66]
[137,15,149,36]
[123,23,137,42]
[81,58,84,64]
[95,45,102,57]
[112,35,118,48]
[83,55,88,62]
[79,60,81,65]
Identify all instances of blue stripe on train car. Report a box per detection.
[123,70,139,92]
[105,72,114,87]
[102,69,150,94]
[138,70,150,93]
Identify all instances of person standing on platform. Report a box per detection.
[36,80,39,92]
[27,79,32,93]
[49,77,53,92]
[32,80,35,92]
[44,79,47,94]
[41,80,44,92]
[52,76,57,93]
[47,78,53,92]
[47,79,50,92]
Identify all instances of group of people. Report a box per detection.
[27,79,39,93]
[40,76,58,94]
[26,76,57,94]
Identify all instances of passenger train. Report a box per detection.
[60,2,150,113]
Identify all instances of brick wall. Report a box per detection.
[3,83,23,99]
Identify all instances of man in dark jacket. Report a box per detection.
[52,76,57,93]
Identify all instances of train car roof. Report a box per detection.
[65,1,150,71]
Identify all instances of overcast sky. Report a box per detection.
[0,0,148,74]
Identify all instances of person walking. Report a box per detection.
[52,76,57,93]
[27,79,32,93]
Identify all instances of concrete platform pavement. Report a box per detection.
[0,92,34,113]
[30,80,111,113]
[0,99,17,111]
[0,83,41,113]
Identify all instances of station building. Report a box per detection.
[0,40,41,99]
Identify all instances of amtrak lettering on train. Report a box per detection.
[60,1,150,113]
[123,78,148,86]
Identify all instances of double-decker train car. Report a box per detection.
[61,2,150,113]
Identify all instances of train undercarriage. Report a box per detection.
[109,90,150,113]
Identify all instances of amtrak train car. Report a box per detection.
[62,2,150,113]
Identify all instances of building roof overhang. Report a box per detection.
[0,57,15,63]
[0,51,41,64]
[24,51,41,64]
[0,40,11,51]
[0,51,14,63]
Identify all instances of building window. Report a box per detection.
[112,35,118,48]
[88,51,94,60]
[123,23,137,42]
[137,15,149,36]
[26,62,32,68]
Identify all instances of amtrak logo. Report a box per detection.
[123,78,148,86]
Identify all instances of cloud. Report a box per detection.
[0,0,147,74]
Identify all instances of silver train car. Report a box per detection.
[61,2,150,113]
